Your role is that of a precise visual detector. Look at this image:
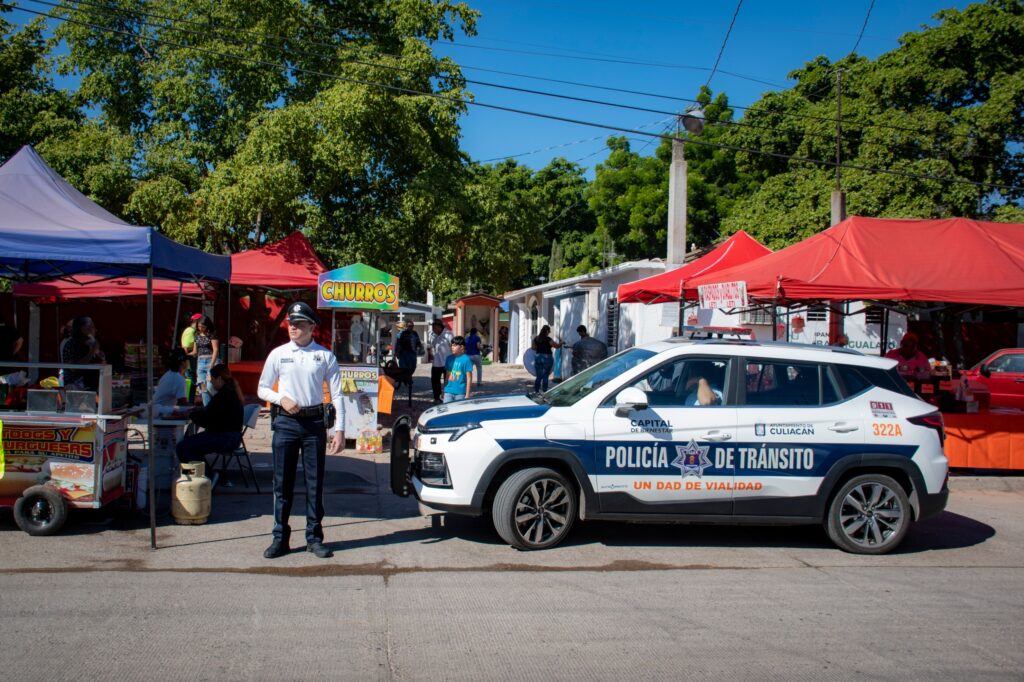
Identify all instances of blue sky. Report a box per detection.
[433,0,971,172]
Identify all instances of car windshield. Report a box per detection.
[542,348,656,407]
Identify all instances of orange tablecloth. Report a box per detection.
[944,410,1024,470]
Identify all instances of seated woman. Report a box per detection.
[153,349,190,418]
[175,363,244,469]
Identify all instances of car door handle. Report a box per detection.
[828,423,859,433]
[1015,379,1024,383]
[701,431,732,441]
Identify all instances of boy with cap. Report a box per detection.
[257,301,345,559]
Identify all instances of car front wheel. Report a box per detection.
[493,467,577,550]
[826,474,910,554]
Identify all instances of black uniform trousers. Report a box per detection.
[271,413,327,544]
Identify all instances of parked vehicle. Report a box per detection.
[960,348,1024,408]
[391,339,949,554]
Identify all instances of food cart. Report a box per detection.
[0,362,130,535]
[318,263,400,452]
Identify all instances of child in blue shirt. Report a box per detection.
[443,336,474,402]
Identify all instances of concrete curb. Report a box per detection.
[948,474,1024,492]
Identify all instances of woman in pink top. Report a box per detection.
[885,332,930,380]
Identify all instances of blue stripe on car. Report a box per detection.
[495,439,918,478]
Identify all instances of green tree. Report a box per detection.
[722,0,1024,242]
[52,0,479,276]
[0,9,80,162]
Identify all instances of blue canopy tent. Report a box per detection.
[0,145,231,547]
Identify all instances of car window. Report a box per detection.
[743,359,821,406]
[622,357,730,407]
[989,353,1024,373]
[834,363,916,399]
[834,364,871,397]
[545,348,655,407]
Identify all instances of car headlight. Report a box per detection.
[421,422,481,442]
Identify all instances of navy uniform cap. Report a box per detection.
[287,301,319,325]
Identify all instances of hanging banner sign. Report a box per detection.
[697,281,748,309]
[318,263,400,311]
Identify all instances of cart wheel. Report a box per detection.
[13,485,68,536]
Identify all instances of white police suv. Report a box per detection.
[390,339,948,554]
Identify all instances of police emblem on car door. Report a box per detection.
[592,356,736,515]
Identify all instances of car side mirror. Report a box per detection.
[614,387,649,417]
[980,364,991,378]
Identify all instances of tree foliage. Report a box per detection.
[721,0,1024,245]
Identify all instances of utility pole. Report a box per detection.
[829,69,847,345]
[667,120,688,271]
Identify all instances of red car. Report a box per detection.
[961,348,1024,408]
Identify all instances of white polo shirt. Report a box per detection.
[257,340,345,433]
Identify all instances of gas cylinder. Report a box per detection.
[172,461,211,525]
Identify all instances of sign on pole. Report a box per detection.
[318,263,400,311]
[697,281,748,309]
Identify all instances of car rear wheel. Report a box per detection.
[826,474,909,554]
[493,467,577,550]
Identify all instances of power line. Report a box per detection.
[9,2,1021,193]
[36,0,1001,149]
[437,38,786,89]
[850,0,877,55]
[706,0,744,88]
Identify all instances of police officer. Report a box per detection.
[258,301,344,559]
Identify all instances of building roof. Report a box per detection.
[503,259,665,301]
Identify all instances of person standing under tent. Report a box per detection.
[191,316,220,406]
[258,301,344,560]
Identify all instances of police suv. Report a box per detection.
[390,339,949,554]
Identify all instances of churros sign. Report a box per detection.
[317,263,399,311]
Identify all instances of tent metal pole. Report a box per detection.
[147,267,157,550]
[226,282,232,363]
[172,281,183,348]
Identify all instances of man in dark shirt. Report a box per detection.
[571,325,608,375]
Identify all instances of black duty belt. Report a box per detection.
[273,404,325,419]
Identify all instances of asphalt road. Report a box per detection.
[1,364,1022,680]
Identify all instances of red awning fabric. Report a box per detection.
[617,230,771,304]
[230,231,325,289]
[14,276,205,300]
[15,232,326,299]
[685,216,1024,306]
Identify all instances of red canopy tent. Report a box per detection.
[686,216,1024,307]
[617,230,771,304]
[228,231,325,289]
[14,231,325,298]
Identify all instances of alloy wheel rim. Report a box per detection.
[514,478,570,546]
[839,482,904,548]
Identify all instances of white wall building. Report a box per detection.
[505,260,671,375]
